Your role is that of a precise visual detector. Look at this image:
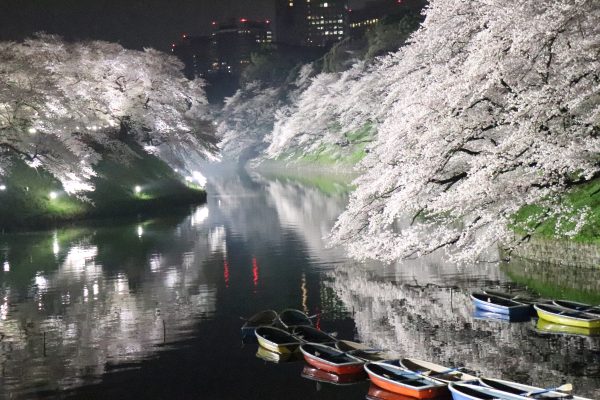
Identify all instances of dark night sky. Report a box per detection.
[0,0,369,51]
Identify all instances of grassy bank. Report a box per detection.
[0,144,205,230]
[275,123,375,167]
[513,179,600,244]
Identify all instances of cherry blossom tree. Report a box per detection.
[216,64,314,161]
[329,0,600,263]
[0,35,216,193]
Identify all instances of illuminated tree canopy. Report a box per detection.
[0,35,216,193]
[261,0,600,262]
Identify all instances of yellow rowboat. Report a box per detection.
[534,303,600,329]
[255,326,300,354]
[536,318,600,337]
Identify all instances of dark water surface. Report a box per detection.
[0,169,599,399]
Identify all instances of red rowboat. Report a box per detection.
[364,362,448,399]
[299,343,365,375]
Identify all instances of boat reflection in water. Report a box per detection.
[325,260,600,399]
[473,308,531,323]
[255,345,300,363]
[536,318,600,337]
[300,365,366,386]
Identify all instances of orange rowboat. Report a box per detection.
[300,343,365,375]
[364,362,448,399]
[366,383,430,400]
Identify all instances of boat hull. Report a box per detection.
[302,352,364,375]
[536,318,600,337]
[255,326,300,354]
[256,336,298,354]
[535,304,600,329]
[366,384,424,400]
[471,294,530,317]
[367,373,447,399]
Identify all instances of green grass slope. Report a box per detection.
[512,179,600,243]
[0,144,205,229]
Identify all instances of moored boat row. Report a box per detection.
[472,291,600,333]
[245,307,592,400]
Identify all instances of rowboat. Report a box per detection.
[534,303,600,329]
[536,318,600,337]
[255,326,301,354]
[552,300,600,317]
[400,358,478,384]
[241,309,278,340]
[449,382,524,400]
[471,293,531,317]
[366,383,421,400]
[255,345,294,363]
[301,365,366,386]
[479,377,591,400]
[473,308,530,323]
[299,343,365,375]
[364,362,448,399]
[290,325,337,345]
[335,340,389,361]
[278,309,313,329]
[482,290,535,304]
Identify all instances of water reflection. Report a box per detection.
[0,168,598,399]
[0,215,219,397]
[325,259,600,398]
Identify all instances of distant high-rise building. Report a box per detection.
[348,0,427,37]
[276,0,348,47]
[172,34,211,79]
[209,19,273,75]
[172,19,272,79]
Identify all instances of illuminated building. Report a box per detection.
[275,0,348,48]
[348,0,427,37]
[172,19,272,79]
[208,19,273,75]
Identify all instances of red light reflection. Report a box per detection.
[252,257,259,288]
[224,259,230,288]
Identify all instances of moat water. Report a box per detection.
[0,168,598,399]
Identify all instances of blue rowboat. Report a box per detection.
[471,293,531,318]
[241,309,278,340]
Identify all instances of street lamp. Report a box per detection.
[134,185,142,194]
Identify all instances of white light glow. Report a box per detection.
[28,127,37,134]
[135,185,142,194]
[192,171,207,188]
[0,184,6,191]
[49,191,58,200]
[3,262,9,272]
[137,225,143,237]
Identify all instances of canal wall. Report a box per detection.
[511,237,600,269]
